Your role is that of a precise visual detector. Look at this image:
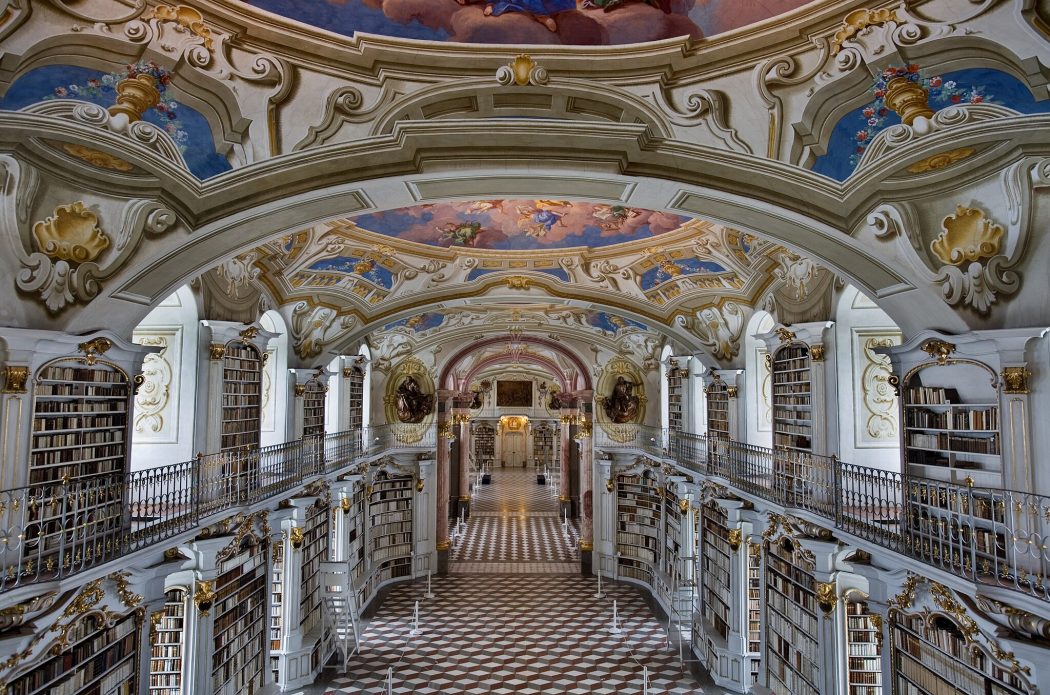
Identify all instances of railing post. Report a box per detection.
[832,454,842,527]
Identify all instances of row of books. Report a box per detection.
[35,383,126,397]
[40,367,126,383]
[35,400,126,414]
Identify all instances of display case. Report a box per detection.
[150,588,187,695]
[615,472,660,586]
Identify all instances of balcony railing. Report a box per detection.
[660,431,1050,604]
[0,425,433,593]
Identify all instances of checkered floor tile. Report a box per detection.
[451,515,579,563]
[472,469,561,513]
[325,574,711,694]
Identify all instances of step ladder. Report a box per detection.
[321,562,361,673]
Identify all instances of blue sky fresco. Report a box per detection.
[812,68,1050,181]
[0,65,231,180]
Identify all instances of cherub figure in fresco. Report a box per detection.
[516,200,569,238]
[454,0,576,32]
[581,0,671,11]
[465,200,506,214]
[439,220,484,246]
[591,204,640,231]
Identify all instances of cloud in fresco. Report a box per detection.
[348,200,692,250]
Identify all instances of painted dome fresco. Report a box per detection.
[240,0,815,46]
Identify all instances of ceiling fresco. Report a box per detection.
[222,208,826,364]
[346,200,689,250]
[0,65,231,180]
[241,0,811,46]
[812,67,1050,181]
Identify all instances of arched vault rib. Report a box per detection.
[439,336,593,392]
[2,116,974,336]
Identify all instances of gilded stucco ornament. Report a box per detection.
[815,582,837,617]
[830,8,900,54]
[1001,366,1030,394]
[193,580,215,615]
[143,4,215,52]
[1,366,29,394]
[60,143,136,172]
[134,335,173,434]
[930,206,1019,314]
[906,147,976,174]
[496,54,548,87]
[920,339,956,365]
[16,200,175,313]
[727,528,742,551]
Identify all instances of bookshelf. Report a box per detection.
[302,379,326,438]
[846,600,882,695]
[473,423,495,469]
[347,366,365,432]
[211,538,267,695]
[533,423,555,469]
[700,501,732,643]
[220,341,262,452]
[663,484,683,580]
[369,473,413,585]
[150,588,186,695]
[891,611,1026,695]
[706,377,730,439]
[27,359,131,575]
[771,344,813,453]
[746,542,762,687]
[30,360,131,483]
[615,472,660,586]
[668,366,684,433]
[901,367,1001,487]
[7,610,139,695]
[299,500,330,637]
[270,538,284,681]
[764,537,820,695]
[347,484,367,590]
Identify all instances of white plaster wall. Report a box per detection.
[130,286,199,470]
[261,310,290,447]
[1028,335,1050,497]
[689,357,707,435]
[325,356,341,434]
[834,286,902,471]
[744,311,775,449]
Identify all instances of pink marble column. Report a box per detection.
[436,416,450,553]
[457,412,472,516]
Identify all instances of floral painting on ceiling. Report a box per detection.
[349,200,690,251]
[0,65,231,180]
[812,67,1050,182]
[241,0,810,45]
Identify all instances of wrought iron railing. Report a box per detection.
[593,424,669,457]
[0,425,436,592]
[601,430,1050,604]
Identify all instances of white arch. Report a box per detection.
[129,284,199,470]
[833,285,902,471]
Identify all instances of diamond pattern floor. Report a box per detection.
[325,574,710,694]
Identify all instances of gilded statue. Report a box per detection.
[395,376,434,423]
[603,376,639,423]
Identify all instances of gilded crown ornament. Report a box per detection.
[920,339,956,365]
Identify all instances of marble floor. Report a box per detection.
[319,468,723,694]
